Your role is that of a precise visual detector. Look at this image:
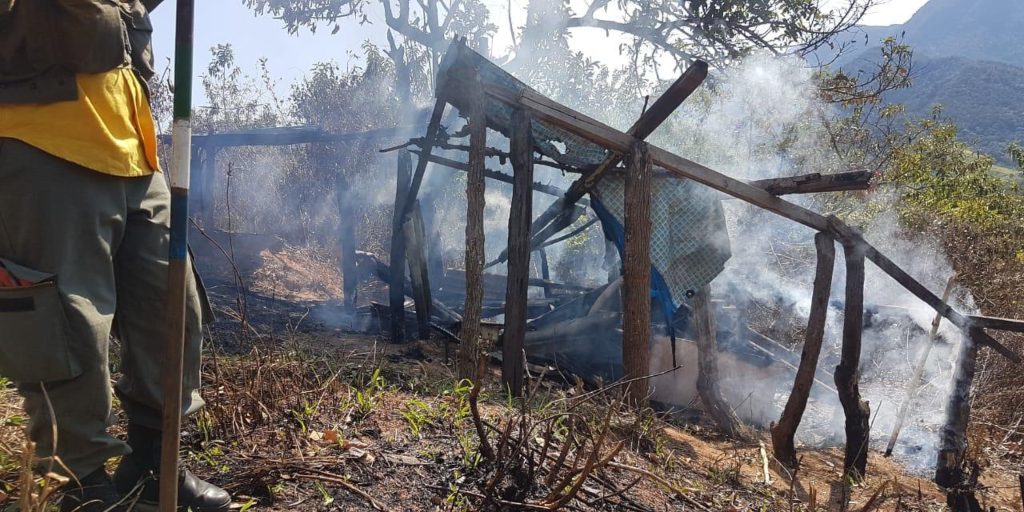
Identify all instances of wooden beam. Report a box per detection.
[622,141,653,407]
[968,315,1024,333]
[771,231,836,469]
[163,124,421,148]
[404,202,432,340]
[975,330,1022,364]
[836,241,870,480]
[749,170,873,195]
[409,151,586,203]
[502,108,533,397]
[694,284,745,437]
[389,153,412,343]
[459,71,487,381]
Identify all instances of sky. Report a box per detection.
[149,0,930,107]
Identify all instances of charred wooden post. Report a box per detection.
[622,141,652,407]
[835,240,870,479]
[336,171,359,310]
[502,108,534,397]
[389,152,413,342]
[404,201,432,339]
[771,231,835,468]
[694,284,745,437]
[936,328,981,488]
[458,73,487,381]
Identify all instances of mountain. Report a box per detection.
[816,0,1024,163]
[824,0,1024,68]
[884,55,1024,161]
[900,0,1024,68]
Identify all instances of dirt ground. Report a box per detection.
[2,243,1022,511]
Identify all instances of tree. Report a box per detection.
[244,0,878,77]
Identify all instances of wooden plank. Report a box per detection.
[166,124,420,148]
[969,315,1024,333]
[622,141,653,407]
[693,284,745,437]
[411,151,584,202]
[389,153,412,342]
[749,170,873,195]
[836,242,870,480]
[459,71,487,381]
[404,201,432,339]
[771,232,836,469]
[502,108,533,397]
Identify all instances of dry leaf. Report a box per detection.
[323,430,338,443]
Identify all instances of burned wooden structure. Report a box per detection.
[178,38,1024,491]
[384,38,1024,486]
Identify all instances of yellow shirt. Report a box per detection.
[0,67,159,177]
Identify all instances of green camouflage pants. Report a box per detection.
[0,137,205,479]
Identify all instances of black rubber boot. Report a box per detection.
[113,424,231,512]
[59,467,128,512]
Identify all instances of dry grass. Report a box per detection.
[4,231,1024,511]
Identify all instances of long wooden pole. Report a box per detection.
[885,273,958,456]
[502,108,533,397]
[771,232,835,468]
[404,202,432,339]
[160,0,195,509]
[458,71,487,381]
[621,141,652,407]
[389,153,412,342]
[836,241,870,480]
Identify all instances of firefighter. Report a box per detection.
[0,1,231,510]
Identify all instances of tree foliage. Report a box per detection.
[879,116,1024,255]
[244,0,876,73]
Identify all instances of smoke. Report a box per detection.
[658,55,971,474]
